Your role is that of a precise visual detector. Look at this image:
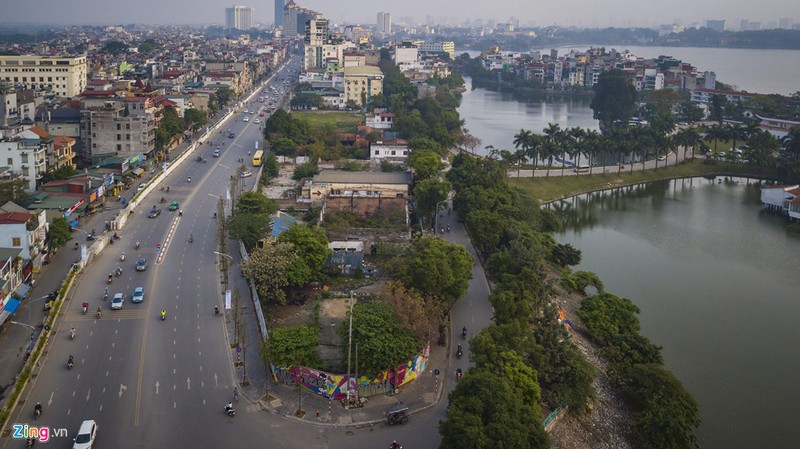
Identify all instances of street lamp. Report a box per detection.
[213,251,233,261]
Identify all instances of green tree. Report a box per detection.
[745,130,779,168]
[780,126,800,161]
[137,39,156,55]
[262,151,280,178]
[277,224,331,274]
[215,86,233,108]
[227,213,272,251]
[48,217,73,249]
[337,301,422,377]
[235,191,277,215]
[622,363,701,449]
[271,137,296,156]
[414,177,451,224]
[292,162,317,180]
[266,325,321,367]
[407,149,445,180]
[241,238,304,305]
[590,69,638,128]
[551,243,582,266]
[397,236,473,309]
[184,108,208,130]
[103,40,128,55]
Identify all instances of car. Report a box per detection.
[168,201,179,211]
[148,208,161,218]
[228,132,235,138]
[136,257,148,272]
[240,171,253,178]
[242,116,249,122]
[132,287,144,303]
[657,155,666,161]
[250,110,255,115]
[259,112,265,116]
[243,109,249,113]
[111,293,124,310]
[72,420,97,449]
[136,182,146,193]
[212,150,221,157]
[254,119,261,124]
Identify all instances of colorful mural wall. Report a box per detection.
[270,343,430,400]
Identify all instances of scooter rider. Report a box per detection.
[70,327,76,339]
[225,402,235,415]
[161,309,167,320]
[67,355,74,367]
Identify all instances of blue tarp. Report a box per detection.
[69,220,79,228]
[14,283,31,299]
[2,298,21,315]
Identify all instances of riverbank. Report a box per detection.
[510,159,779,203]
[468,76,595,98]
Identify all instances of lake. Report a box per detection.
[553,177,800,448]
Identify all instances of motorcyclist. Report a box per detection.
[34,402,42,416]
[97,307,102,317]
[135,241,140,249]
[82,302,89,314]
[462,326,467,339]
[225,402,234,414]
[70,327,76,339]
[179,210,183,217]
[74,241,79,250]
[161,309,167,320]
[187,176,191,182]
[120,252,125,261]
[456,368,463,381]
[214,306,220,315]
[189,234,193,243]
[68,355,74,367]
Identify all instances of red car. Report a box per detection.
[259,112,265,117]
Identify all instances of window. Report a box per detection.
[116,123,121,130]
[126,134,130,140]
[12,237,21,246]
[117,134,121,140]
[6,158,12,165]
[117,144,121,151]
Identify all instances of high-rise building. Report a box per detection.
[0,55,88,98]
[283,1,322,38]
[376,12,392,36]
[225,5,254,31]
[274,0,287,27]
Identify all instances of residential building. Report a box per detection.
[225,5,254,31]
[343,66,384,108]
[79,97,157,163]
[0,55,88,98]
[0,247,24,323]
[369,142,409,162]
[418,41,455,59]
[304,170,411,219]
[283,1,321,39]
[0,127,48,191]
[690,88,754,105]
[35,108,81,138]
[365,111,394,129]
[376,12,392,36]
[705,19,725,32]
[50,136,77,171]
[0,209,47,263]
[0,88,37,126]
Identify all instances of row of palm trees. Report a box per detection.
[499,121,800,178]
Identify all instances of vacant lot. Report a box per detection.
[292,110,365,133]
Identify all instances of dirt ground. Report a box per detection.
[261,162,297,199]
[546,267,643,449]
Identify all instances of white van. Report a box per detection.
[573,165,590,173]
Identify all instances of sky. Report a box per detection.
[2,0,798,29]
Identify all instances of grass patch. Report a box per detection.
[291,110,364,133]
[510,159,778,203]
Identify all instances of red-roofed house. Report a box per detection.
[761,184,800,216]
[0,209,47,261]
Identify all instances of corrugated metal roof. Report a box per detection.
[312,170,411,185]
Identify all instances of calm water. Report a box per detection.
[554,177,800,449]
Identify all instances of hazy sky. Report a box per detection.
[3,0,798,29]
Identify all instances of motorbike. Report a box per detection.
[86,234,95,242]
[82,303,88,314]
[160,197,166,203]
[120,253,126,262]
[446,224,451,233]
[456,345,463,359]
[70,329,76,340]
[187,176,191,183]
[214,306,220,316]
[188,235,193,243]
[33,405,41,420]
[27,437,35,447]
[115,267,122,277]
[135,241,140,250]
[74,242,79,250]
[456,368,463,382]
[224,406,236,417]
[113,233,120,240]
[462,327,467,340]
[103,293,108,301]
[107,275,113,284]
[161,311,166,321]
[166,186,170,193]
[96,308,102,319]
[67,358,74,370]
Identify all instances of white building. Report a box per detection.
[225,5,254,31]
[0,209,47,262]
[369,143,409,162]
[0,55,88,98]
[0,128,48,192]
[418,41,455,59]
[376,12,392,36]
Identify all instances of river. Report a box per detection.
[552,178,800,448]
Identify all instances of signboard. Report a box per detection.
[224,290,231,310]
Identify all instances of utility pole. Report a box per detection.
[345,291,354,408]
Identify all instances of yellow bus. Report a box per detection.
[252,150,264,167]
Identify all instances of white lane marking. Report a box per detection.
[155,382,160,395]
[85,388,91,401]
[48,392,54,406]
[187,378,191,390]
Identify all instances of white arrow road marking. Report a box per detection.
[186,378,191,390]
[99,405,103,412]
[48,392,54,406]
[173,402,177,409]
[214,373,219,386]
[155,382,160,395]
[85,388,91,401]
[173,368,176,375]
[119,384,127,398]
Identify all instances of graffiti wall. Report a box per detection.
[270,343,429,400]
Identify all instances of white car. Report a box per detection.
[73,420,97,449]
[243,109,249,113]
[240,171,253,178]
[111,293,124,310]
[242,117,249,122]
[254,119,261,124]
[136,183,146,193]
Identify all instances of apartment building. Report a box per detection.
[343,66,384,108]
[79,97,157,163]
[0,55,88,98]
[417,41,455,59]
[0,128,48,191]
[225,5,254,31]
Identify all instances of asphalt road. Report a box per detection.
[513,147,692,178]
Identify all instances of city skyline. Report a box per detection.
[0,0,797,29]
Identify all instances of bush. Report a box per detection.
[292,162,317,180]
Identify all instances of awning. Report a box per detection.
[69,220,79,228]
[14,283,31,299]
[3,298,21,314]
[132,167,144,176]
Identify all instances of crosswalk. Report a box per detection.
[66,308,148,321]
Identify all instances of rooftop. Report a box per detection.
[313,170,411,185]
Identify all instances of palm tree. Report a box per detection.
[675,127,703,161]
[727,123,746,153]
[561,128,577,177]
[705,124,729,155]
[542,123,562,178]
[525,133,544,179]
[513,129,533,177]
[780,126,800,161]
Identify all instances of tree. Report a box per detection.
[397,236,473,309]
[439,363,549,449]
[552,243,582,266]
[621,363,701,449]
[337,301,422,377]
[103,40,128,55]
[414,177,451,224]
[215,86,233,108]
[241,238,304,305]
[745,130,779,168]
[235,191,277,215]
[184,108,208,130]
[781,126,800,161]
[48,217,73,249]
[262,151,280,178]
[292,162,317,180]
[271,137,296,156]
[266,325,321,368]
[227,213,272,251]
[277,224,331,275]
[382,281,439,342]
[137,39,156,55]
[407,149,444,180]
[590,69,638,128]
